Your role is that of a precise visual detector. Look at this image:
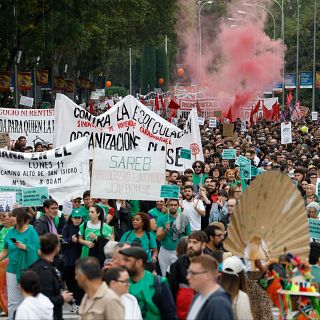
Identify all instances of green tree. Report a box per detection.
[140,43,156,93]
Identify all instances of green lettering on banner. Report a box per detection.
[0,186,23,205]
[160,185,180,199]
[222,149,236,160]
[240,162,251,180]
[235,155,250,166]
[180,148,191,160]
[308,218,320,239]
[22,187,49,207]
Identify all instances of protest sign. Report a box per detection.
[180,148,191,160]
[198,117,205,125]
[241,120,247,132]
[0,133,10,148]
[280,122,292,144]
[0,186,23,205]
[0,108,54,146]
[308,218,320,239]
[0,192,16,212]
[19,95,34,108]
[235,155,250,166]
[214,111,222,118]
[311,111,318,121]
[54,94,203,170]
[240,162,251,180]
[91,148,166,201]
[222,149,236,160]
[22,187,49,207]
[209,118,217,128]
[63,200,73,216]
[0,137,90,204]
[223,124,234,137]
[251,166,258,177]
[160,185,180,199]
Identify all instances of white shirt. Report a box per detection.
[15,293,54,320]
[182,199,205,231]
[234,290,253,320]
[121,293,143,320]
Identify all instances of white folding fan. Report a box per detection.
[224,171,310,260]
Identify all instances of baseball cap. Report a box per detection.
[222,256,245,276]
[71,209,82,218]
[71,193,82,200]
[119,247,148,263]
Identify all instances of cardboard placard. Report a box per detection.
[311,111,318,121]
[63,200,73,216]
[0,133,10,148]
[281,122,292,144]
[160,185,180,199]
[240,162,251,180]
[180,148,191,160]
[235,155,250,166]
[222,149,236,160]
[0,186,23,205]
[0,192,16,212]
[22,187,49,207]
[308,218,320,239]
[198,117,205,125]
[251,165,258,177]
[223,124,234,137]
[209,118,217,128]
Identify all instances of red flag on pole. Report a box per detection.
[154,93,160,111]
[168,98,181,110]
[262,104,272,120]
[160,96,166,111]
[271,102,280,121]
[250,100,260,124]
[89,100,94,114]
[226,106,233,123]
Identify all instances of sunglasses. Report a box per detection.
[73,200,82,203]
[194,166,202,168]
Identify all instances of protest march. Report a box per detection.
[1,1,320,320]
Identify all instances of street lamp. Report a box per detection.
[312,0,316,111]
[196,0,214,82]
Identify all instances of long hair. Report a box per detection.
[89,205,104,236]
[219,270,248,303]
[12,208,31,230]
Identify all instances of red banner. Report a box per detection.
[54,77,65,91]
[18,72,32,90]
[36,69,49,85]
[0,71,11,92]
[64,80,74,93]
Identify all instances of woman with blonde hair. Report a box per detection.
[225,169,240,188]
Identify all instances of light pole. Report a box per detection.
[296,1,300,102]
[312,0,317,111]
[196,0,213,82]
[129,46,132,95]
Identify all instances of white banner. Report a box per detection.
[0,137,90,204]
[0,108,55,147]
[20,95,34,108]
[91,149,166,200]
[281,122,292,144]
[54,94,203,170]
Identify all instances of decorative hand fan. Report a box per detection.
[224,171,310,260]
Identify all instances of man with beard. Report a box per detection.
[157,199,191,276]
[192,161,208,188]
[203,224,226,255]
[168,231,207,320]
[119,247,177,320]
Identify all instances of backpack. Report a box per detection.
[124,230,152,261]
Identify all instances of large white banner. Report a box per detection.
[0,108,54,146]
[91,149,166,200]
[0,137,90,204]
[54,94,203,170]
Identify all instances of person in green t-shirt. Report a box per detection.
[157,199,191,276]
[96,199,115,224]
[119,247,177,320]
[192,161,208,187]
[0,213,13,252]
[78,205,113,266]
[148,200,167,232]
[120,213,157,263]
[77,190,91,222]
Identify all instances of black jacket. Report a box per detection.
[190,289,234,320]
[61,223,82,266]
[33,215,65,236]
[29,258,64,320]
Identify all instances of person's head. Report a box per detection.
[294,169,305,183]
[203,147,211,160]
[210,167,221,179]
[71,195,82,209]
[34,142,43,152]
[204,163,210,174]
[103,267,130,296]
[217,189,228,202]
[131,212,150,232]
[119,247,147,277]
[220,256,247,303]
[167,199,179,215]
[43,199,59,220]
[204,176,214,191]
[225,169,235,182]
[75,257,102,290]
[166,170,170,183]
[184,169,194,181]
[187,255,219,294]
[176,175,184,187]
[40,233,60,257]
[18,136,27,147]
[176,236,189,257]
[192,161,205,175]
[155,200,165,211]
[2,212,12,228]
[306,202,320,219]
[187,231,208,257]
[204,225,225,248]
[70,210,83,226]
[170,171,179,183]
[308,173,318,185]
[221,159,229,168]
[19,271,42,298]
[306,184,316,196]
[110,242,131,268]
[12,208,31,230]
[83,190,91,208]
[183,185,194,201]
[227,199,237,216]
[89,205,104,223]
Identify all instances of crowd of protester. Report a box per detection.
[0,116,319,320]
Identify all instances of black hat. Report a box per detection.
[119,247,147,263]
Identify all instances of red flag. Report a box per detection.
[168,99,181,110]
[250,100,260,124]
[89,100,94,114]
[226,106,233,122]
[271,102,280,121]
[160,96,166,111]
[140,96,145,105]
[154,93,160,111]
[262,104,272,120]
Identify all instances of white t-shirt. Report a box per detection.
[234,290,253,320]
[15,293,53,320]
[121,293,143,320]
[182,199,205,231]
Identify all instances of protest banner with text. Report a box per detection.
[54,94,203,170]
[0,137,90,203]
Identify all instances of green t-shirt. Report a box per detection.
[192,173,208,186]
[157,214,191,250]
[128,200,140,216]
[148,208,167,226]
[120,230,157,261]
[78,206,90,222]
[4,226,40,276]
[79,221,113,258]
[129,270,165,320]
[0,226,12,252]
[96,203,111,216]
